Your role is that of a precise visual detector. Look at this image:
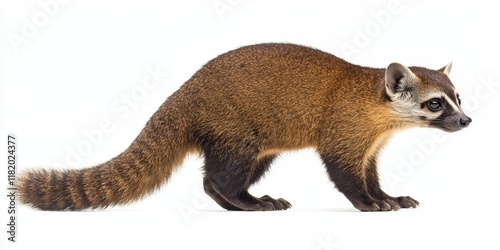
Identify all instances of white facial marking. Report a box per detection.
[443,92,461,113]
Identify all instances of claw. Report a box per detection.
[384,199,401,211]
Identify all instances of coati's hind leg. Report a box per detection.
[365,157,419,209]
[202,149,290,211]
[203,177,242,211]
[248,155,292,210]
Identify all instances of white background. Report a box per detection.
[1,0,499,249]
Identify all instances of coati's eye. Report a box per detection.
[428,98,443,111]
[457,95,462,105]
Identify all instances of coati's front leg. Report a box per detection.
[202,148,291,211]
[320,154,393,211]
[320,152,419,211]
[365,156,419,209]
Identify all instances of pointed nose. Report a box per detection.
[459,116,472,127]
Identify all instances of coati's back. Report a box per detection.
[17,43,470,211]
[184,43,384,152]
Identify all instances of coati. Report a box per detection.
[17,43,471,212]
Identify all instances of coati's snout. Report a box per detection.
[431,112,472,132]
[460,116,472,127]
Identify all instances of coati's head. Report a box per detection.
[384,62,471,132]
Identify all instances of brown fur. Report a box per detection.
[17,43,469,211]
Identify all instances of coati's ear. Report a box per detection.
[438,62,453,76]
[385,63,417,99]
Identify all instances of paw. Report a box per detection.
[353,196,419,212]
[383,199,401,211]
[377,196,419,210]
[355,199,401,211]
[240,201,274,211]
[362,200,392,211]
[394,196,419,208]
[260,195,292,211]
